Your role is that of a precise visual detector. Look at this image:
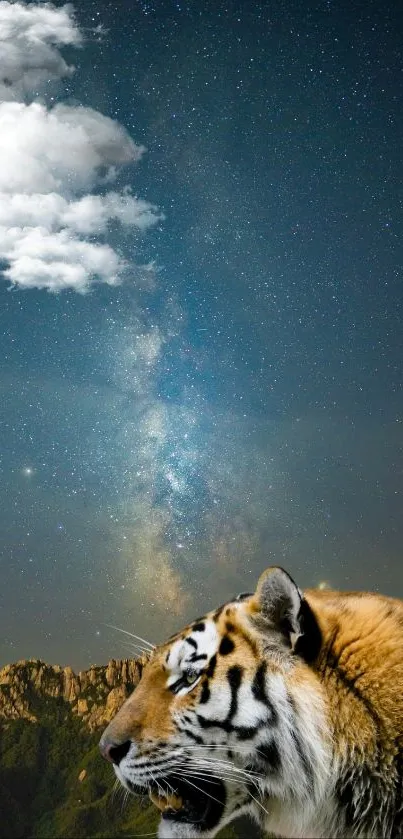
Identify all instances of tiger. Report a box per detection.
[99,566,403,838]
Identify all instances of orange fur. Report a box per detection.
[101,570,403,838]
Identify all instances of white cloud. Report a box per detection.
[0,190,160,234]
[0,3,162,292]
[0,225,123,292]
[0,1,81,101]
[0,102,145,193]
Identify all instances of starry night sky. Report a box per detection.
[0,0,402,669]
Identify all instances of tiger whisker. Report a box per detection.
[170,772,224,808]
[114,780,130,811]
[135,750,262,784]
[150,769,163,799]
[121,641,152,657]
[174,766,267,818]
[121,789,129,812]
[119,787,130,814]
[175,759,260,789]
[122,638,150,650]
[171,771,221,784]
[181,744,265,764]
[183,756,262,781]
[185,758,260,778]
[128,751,262,786]
[104,623,156,650]
[184,744,254,752]
[182,743,260,755]
[150,767,177,801]
[110,777,121,805]
[172,767,258,788]
[186,761,260,777]
[248,790,271,818]
[162,777,176,797]
[185,768,260,789]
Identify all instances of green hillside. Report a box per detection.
[0,700,240,838]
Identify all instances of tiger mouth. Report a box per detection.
[128,775,226,828]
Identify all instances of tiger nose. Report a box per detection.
[99,735,131,765]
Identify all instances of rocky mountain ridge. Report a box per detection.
[0,656,148,731]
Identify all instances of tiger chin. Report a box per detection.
[100,567,403,838]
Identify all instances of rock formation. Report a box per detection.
[0,656,148,731]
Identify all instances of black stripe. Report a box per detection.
[251,662,267,703]
[185,637,197,649]
[197,662,263,743]
[219,635,234,655]
[227,665,243,719]
[320,633,382,736]
[391,746,403,835]
[257,740,281,771]
[195,714,260,740]
[131,754,178,771]
[251,663,278,724]
[192,622,205,632]
[213,604,226,622]
[336,775,358,831]
[200,682,210,704]
[294,598,322,663]
[290,729,314,794]
[195,664,263,741]
[206,654,217,678]
[286,691,315,793]
[319,625,339,673]
[236,726,260,740]
[189,652,208,662]
[196,713,227,730]
[176,725,204,744]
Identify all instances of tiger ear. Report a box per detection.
[251,567,321,662]
[253,567,302,642]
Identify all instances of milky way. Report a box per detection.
[0,0,402,669]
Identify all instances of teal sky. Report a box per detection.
[0,0,402,669]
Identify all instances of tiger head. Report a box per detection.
[99,568,331,838]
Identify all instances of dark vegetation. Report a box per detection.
[0,695,242,838]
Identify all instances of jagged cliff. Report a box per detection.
[0,657,246,839]
[0,656,148,731]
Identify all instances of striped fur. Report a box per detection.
[100,567,403,838]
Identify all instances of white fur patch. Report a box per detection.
[166,621,219,686]
[230,681,269,729]
[197,680,232,720]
